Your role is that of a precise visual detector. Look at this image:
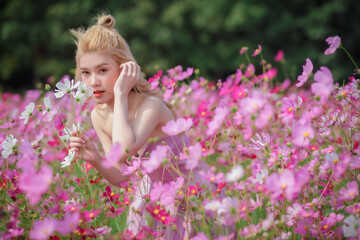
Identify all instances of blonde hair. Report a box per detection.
[70,14,176,117]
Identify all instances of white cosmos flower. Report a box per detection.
[60,123,82,143]
[343,215,360,238]
[61,151,75,168]
[54,77,79,98]
[19,102,35,124]
[43,97,52,112]
[225,165,245,182]
[73,90,87,105]
[1,134,17,158]
[77,82,93,98]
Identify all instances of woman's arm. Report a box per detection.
[112,62,166,159]
[69,110,130,187]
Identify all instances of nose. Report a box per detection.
[90,74,100,87]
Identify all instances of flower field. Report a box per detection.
[0,36,359,239]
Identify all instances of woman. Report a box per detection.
[69,14,191,239]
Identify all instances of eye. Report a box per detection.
[81,71,89,76]
[99,68,107,73]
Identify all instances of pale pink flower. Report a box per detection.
[265,169,299,201]
[56,212,80,236]
[142,145,169,173]
[191,233,209,240]
[239,91,266,115]
[296,58,313,87]
[206,107,228,136]
[250,132,271,151]
[18,165,53,206]
[29,217,56,240]
[339,181,358,201]
[121,158,141,175]
[167,65,193,81]
[217,197,239,225]
[103,142,122,169]
[185,142,202,170]
[162,117,193,136]
[292,122,314,147]
[311,66,334,101]
[324,36,341,55]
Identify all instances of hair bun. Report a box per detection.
[97,15,116,29]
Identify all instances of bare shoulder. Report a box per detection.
[90,106,104,128]
[136,95,174,122]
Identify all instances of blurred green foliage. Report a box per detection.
[1,0,359,92]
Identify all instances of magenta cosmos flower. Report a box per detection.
[324,35,341,55]
[311,66,334,101]
[162,117,193,136]
[296,58,313,87]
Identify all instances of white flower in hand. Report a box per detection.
[1,134,17,158]
[20,102,35,124]
[61,151,75,168]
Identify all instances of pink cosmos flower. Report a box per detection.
[292,122,314,147]
[167,65,193,81]
[185,142,202,170]
[56,212,80,236]
[252,45,262,56]
[339,181,358,201]
[148,70,162,90]
[265,169,300,201]
[239,91,266,115]
[191,233,209,240]
[162,117,193,136]
[103,142,122,169]
[296,58,313,87]
[217,197,239,225]
[244,64,255,77]
[83,209,101,222]
[163,86,174,101]
[142,145,169,173]
[324,36,341,55]
[29,217,56,240]
[239,47,248,55]
[206,107,228,136]
[274,50,284,62]
[311,66,334,101]
[294,217,313,237]
[18,165,53,206]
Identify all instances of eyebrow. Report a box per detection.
[80,63,110,70]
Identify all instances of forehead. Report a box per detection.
[79,52,117,68]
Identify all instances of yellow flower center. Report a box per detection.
[161,216,166,221]
[192,189,196,194]
[154,209,159,215]
[288,107,292,113]
[110,192,115,196]
[281,184,287,190]
[89,213,94,218]
[210,177,215,181]
[304,132,309,138]
[323,225,329,229]
[253,104,258,109]
[201,111,206,116]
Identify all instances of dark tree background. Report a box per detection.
[1,0,359,93]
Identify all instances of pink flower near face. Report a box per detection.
[311,66,334,101]
[292,122,314,147]
[296,58,313,87]
[324,35,341,55]
[162,117,193,136]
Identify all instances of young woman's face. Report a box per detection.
[79,52,121,104]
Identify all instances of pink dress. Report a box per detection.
[126,134,193,239]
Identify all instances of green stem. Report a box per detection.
[340,45,359,70]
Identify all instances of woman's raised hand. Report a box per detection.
[69,130,101,164]
[113,61,141,96]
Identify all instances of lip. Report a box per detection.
[93,90,105,97]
